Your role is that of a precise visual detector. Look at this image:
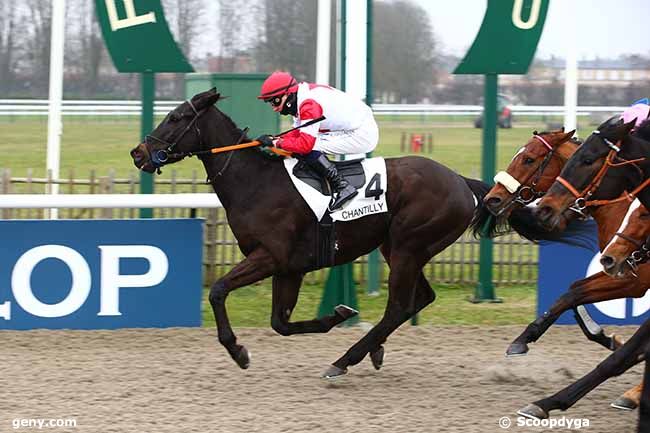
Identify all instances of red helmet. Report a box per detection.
[258,72,298,100]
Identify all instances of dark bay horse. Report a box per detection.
[129,88,552,378]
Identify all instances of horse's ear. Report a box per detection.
[561,129,576,142]
[205,87,221,105]
[193,87,221,110]
[621,117,637,134]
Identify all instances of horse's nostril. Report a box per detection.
[600,255,615,270]
[486,196,502,208]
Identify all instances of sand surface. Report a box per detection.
[1,325,643,432]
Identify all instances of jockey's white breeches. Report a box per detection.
[313,113,378,158]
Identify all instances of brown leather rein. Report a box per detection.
[554,138,650,211]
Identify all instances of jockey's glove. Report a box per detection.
[256,134,275,148]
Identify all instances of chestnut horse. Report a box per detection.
[600,199,650,278]
[129,88,554,378]
[477,129,650,409]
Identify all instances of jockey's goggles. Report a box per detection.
[264,96,284,107]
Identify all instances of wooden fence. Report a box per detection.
[0,168,539,287]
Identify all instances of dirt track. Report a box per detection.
[1,325,643,433]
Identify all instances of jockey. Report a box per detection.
[256,71,379,211]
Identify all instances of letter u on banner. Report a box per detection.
[512,0,542,30]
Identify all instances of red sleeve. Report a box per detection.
[276,99,323,154]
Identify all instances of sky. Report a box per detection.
[415,0,650,59]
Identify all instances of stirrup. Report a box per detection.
[328,187,358,211]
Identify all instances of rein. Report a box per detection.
[490,134,565,216]
[554,134,649,214]
[158,115,327,163]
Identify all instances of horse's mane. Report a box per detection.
[211,100,250,140]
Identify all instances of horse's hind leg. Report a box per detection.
[518,318,650,419]
[611,380,644,411]
[322,251,433,378]
[368,269,436,370]
[270,273,358,336]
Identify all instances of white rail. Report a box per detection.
[0,194,222,208]
[0,100,628,117]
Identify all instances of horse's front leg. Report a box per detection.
[270,273,358,336]
[209,247,276,369]
[506,273,640,356]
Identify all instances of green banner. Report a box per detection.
[454,0,549,75]
[95,0,193,73]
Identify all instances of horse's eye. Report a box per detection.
[523,157,535,165]
[169,113,181,122]
[583,158,594,165]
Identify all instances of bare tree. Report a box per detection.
[374,0,437,103]
[21,0,52,90]
[162,0,205,97]
[254,0,318,80]
[0,2,18,95]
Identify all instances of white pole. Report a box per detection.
[345,0,367,101]
[46,0,66,219]
[563,7,578,136]
[316,0,331,85]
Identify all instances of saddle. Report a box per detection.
[292,158,366,195]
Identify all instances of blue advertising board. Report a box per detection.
[538,218,650,325]
[0,219,203,330]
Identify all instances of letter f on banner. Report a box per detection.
[105,0,156,31]
[98,245,168,316]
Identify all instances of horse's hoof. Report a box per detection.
[321,364,348,379]
[506,342,529,357]
[517,404,549,420]
[335,304,359,321]
[370,346,385,370]
[234,346,250,369]
[611,396,638,411]
[612,334,626,350]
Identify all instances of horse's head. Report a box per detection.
[600,199,650,278]
[484,129,577,218]
[534,117,637,230]
[130,88,222,173]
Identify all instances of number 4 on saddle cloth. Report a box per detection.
[284,156,388,222]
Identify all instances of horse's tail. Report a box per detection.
[462,176,506,239]
[461,176,596,248]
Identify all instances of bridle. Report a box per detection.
[491,134,565,216]
[143,100,207,172]
[554,130,650,217]
[614,234,650,276]
[141,100,266,177]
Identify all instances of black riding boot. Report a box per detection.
[306,154,358,211]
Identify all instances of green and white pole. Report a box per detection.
[472,73,500,302]
[139,71,155,218]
